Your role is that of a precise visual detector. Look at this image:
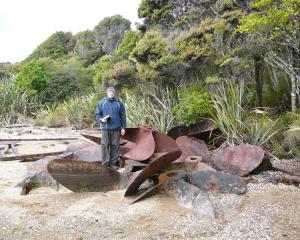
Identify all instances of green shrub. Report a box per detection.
[0,77,41,125]
[211,81,280,146]
[15,59,48,96]
[173,87,212,126]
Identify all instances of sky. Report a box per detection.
[0,0,142,63]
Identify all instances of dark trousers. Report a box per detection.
[101,129,120,167]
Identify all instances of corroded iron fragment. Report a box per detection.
[47,160,126,192]
[204,144,265,176]
[187,170,247,194]
[122,128,155,161]
[176,136,209,157]
[124,150,181,196]
[167,118,218,139]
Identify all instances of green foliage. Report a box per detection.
[124,88,178,133]
[72,30,103,65]
[173,85,212,126]
[94,15,131,54]
[15,59,48,95]
[130,30,168,64]
[211,81,279,146]
[93,55,113,90]
[29,31,72,59]
[43,70,80,104]
[35,94,99,128]
[102,60,136,89]
[174,19,215,61]
[237,0,300,38]
[205,75,221,84]
[116,31,140,57]
[0,77,41,125]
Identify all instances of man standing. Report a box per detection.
[95,87,126,170]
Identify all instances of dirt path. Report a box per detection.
[0,126,299,239]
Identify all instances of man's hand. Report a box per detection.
[121,128,125,136]
[101,118,107,123]
[101,115,110,123]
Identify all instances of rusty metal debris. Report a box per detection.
[167,118,218,139]
[122,127,155,161]
[124,150,181,196]
[176,136,209,158]
[12,119,284,216]
[47,159,127,192]
[203,144,265,177]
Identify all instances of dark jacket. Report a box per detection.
[95,97,126,130]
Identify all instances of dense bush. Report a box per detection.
[28,31,73,59]
[0,77,41,125]
[173,86,212,126]
[15,59,48,96]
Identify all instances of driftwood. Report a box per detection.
[0,151,65,162]
[0,137,78,142]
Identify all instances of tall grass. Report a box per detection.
[211,81,280,147]
[125,88,178,133]
[35,94,98,128]
[0,77,41,125]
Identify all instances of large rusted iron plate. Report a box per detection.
[176,136,209,158]
[124,150,181,196]
[167,118,218,139]
[18,153,74,195]
[205,144,265,176]
[122,128,155,161]
[47,160,126,192]
[152,131,179,152]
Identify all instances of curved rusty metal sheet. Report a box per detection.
[167,118,218,139]
[124,150,181,196]
[47,160,126,192]
[206,144,265,176]
[122,128,155,161]
[176,136,209,157]
[152,131,179,153]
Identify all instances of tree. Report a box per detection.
[72,30,103,65]
[116,31,141,58]
[94,15,131,54]
[237,0,300,110]
[138,0,218,31]
[93,55,114,90]
[43,70,80,103]
[28,32,73,60]
[101,60,136,89]
[15,59,48,95]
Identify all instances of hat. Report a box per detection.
[107,86,116,92]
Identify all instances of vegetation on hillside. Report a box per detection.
[1,0,299,158]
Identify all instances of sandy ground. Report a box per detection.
[0,126,299,240]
